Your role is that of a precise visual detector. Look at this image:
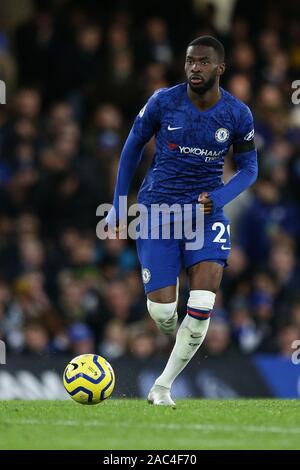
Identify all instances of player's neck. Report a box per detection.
[187,85,221,112]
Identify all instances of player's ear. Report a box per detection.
[217,62,225,76]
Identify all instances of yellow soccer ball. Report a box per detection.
[63,354,115,405]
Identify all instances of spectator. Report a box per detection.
[127,329,156,359]
[68,322,96,355]
[23,322,50,355]
[99,319,128,359]
[277,325,300,358]
[0,0,299,362]
[203,318,233,357]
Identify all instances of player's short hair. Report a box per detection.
[187,36,225,62]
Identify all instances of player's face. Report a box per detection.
[185,45,223,94]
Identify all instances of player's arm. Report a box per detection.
[106,93,162,228]
[205,106,258,211]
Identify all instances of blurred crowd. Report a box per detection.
[0,0,300,361]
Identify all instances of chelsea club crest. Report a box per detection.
[215,127,229,143]
[142,268,151,284]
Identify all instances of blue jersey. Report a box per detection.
[107,82,258,293]
[132,83,255,207]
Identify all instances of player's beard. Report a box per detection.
[189,73,217,95]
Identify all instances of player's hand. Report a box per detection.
[198,192,213,215]
[106,221,127,238]
[106,207,127,237]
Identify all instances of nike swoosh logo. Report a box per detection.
[221,245,231,250]
[168,125,183,131]
[70,362,79,370]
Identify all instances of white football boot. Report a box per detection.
[147,384,176,408]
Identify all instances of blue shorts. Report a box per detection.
[136,211,230,294]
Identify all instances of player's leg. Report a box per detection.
[146,283,180,407]
[149,261,223,406]
[148,211,230,406]
[136,236,181,335]
[175,260,223,370]
[147,280,179,335]
[136,233,183,407]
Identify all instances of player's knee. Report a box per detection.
[147,299,177,324]
[186,290,216,334]
[188,290,216,311]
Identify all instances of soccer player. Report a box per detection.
[106,36,258,406]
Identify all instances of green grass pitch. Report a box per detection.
[0,399,299,450]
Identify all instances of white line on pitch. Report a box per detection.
[4,419,300,435]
